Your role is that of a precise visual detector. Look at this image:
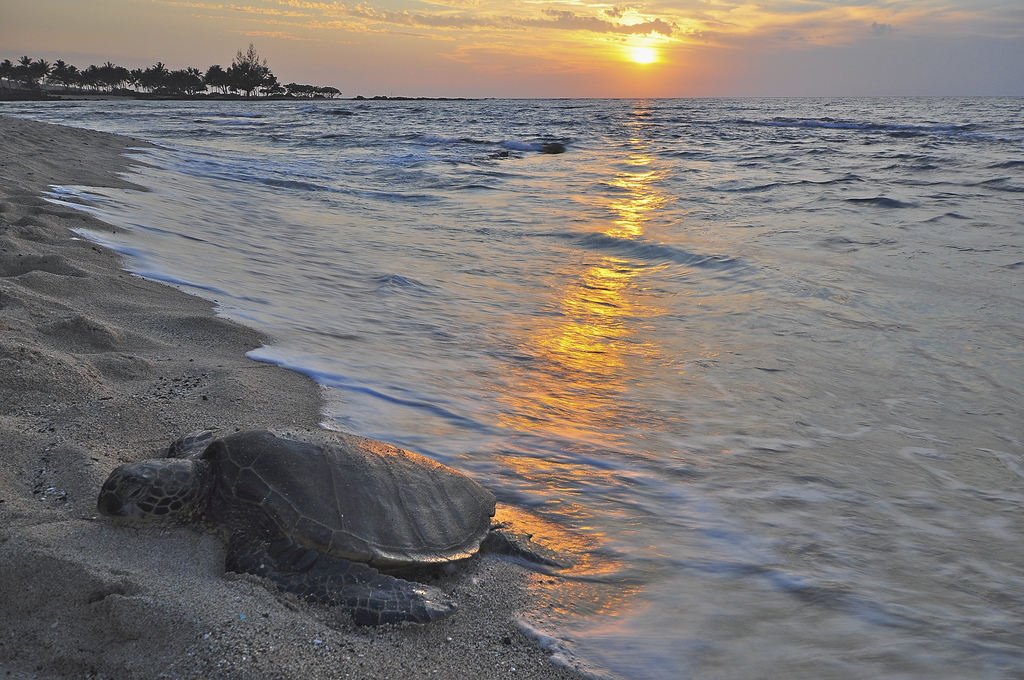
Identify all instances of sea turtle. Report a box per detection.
[97,429,548,626]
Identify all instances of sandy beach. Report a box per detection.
[0,115,585,680]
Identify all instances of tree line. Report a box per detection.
[0,45,340,99]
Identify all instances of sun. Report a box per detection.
[627,45,659,65]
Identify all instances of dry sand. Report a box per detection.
[0,115,586,679]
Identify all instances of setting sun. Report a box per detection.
[627,45,659,65]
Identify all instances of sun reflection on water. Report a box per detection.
[492,126,671,626]
[498,135,669,446]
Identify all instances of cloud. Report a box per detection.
[603,6,636,20]
[158,0,1020,55]
[162,0,681,38]
[537,9,676,36]
[234,29,313,40]
[417,0,480,7]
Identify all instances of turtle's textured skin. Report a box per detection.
[97,429,499,625]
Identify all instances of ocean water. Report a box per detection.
[5,97,1024,679]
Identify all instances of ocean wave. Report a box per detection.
[419,135,473,145]
[501,140,541,151]
[709,174,862,193]
[198,111,266,119]
[300,106,355,116]
[347,188,441,203]
[248,347,488,431]
[371,273,435,295]
[711,180,781,193]
[501,140,568,153]
[550,231,744,270]
[845,196,918,208]
[737,117,981,137]
[398,135,568,155]
[260,177,332,192]
[192,117,268,126]
[974,177,1024,193]
[923,212,971,223]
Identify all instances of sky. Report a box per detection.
[2,0,1023,97]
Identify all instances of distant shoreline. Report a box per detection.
[0,88,479,103]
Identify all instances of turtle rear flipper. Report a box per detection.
[227,537,457,626]
[481,526,567,569]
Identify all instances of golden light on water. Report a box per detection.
[495,255,652,441]
[491,129,668,617]
[497,127,668,444]
[606,151,667,239]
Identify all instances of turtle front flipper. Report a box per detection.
[226,536,457,626]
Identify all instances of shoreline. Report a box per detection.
[0,115,584,679]
[0,88,480,103]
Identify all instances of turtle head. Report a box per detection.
[97,459,209,522]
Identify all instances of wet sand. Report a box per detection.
[0,114,584,679]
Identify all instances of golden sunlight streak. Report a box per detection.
[495,256,652,440]
[492,503,637,619]
[606,146,666,238]
[496,133,668,444]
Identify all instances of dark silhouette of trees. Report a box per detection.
[264,73,285,97]
[139,62,169,93]
[14,56,33,87]
[2,47,341,99]
[8,56,51,89]
[99,62,132,91]
[204,64,229,94]
[30,58,51,88]
[49,60,77,90]
[164,68,207,96]
[226,44,272,97]
[82,65,101,91]
[0,59,14,88]
[285,83,341,98]
[129,68,145,90]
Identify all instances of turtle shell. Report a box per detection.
[203,430,496,567]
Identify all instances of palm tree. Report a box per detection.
[14,56,33,88]
[204,64,229,94]
[99,62,118,90]
[64,64,81,91]
[49,59,70,90]
[115,66,131,92]
[141,62,169,92]
[164,67,206,96]
[129,68,145,92]
[10,57,51,89]
[30,59,51,89]
[81,65,101,91]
